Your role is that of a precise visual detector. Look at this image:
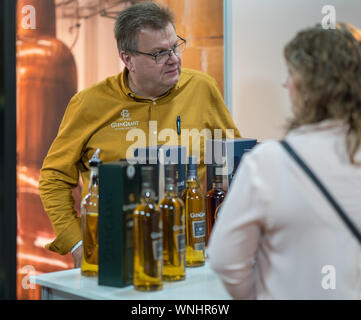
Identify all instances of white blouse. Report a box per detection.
[208,121,361,299]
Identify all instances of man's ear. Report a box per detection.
[120,51,135,72]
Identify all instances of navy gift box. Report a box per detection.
[134,145,187,199]
[205,138,258,192]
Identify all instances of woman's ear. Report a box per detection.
[120,51,135,72]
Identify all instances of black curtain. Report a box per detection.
[0,0,17,299]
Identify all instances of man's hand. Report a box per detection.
[72,245,83,268]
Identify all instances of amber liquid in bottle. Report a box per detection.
[133,166,163,291]
[206,168,226,245]
[183,156,206,267]
[160,164,186,281]
[80,149,101,276]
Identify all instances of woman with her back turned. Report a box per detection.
[208,23,361,299]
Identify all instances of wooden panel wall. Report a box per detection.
[157,0,224,94]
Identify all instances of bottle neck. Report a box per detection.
[186,175,200,189]
[141,188,157,204]
[186,156,198,186]
[164,163,178,197]
[141,179,157,202]
[212,180,223,189]
[187,168,198,180]
[88,167,99,193]
[165,183,177,197]
[212,174,223,189]
[140,166,157,204]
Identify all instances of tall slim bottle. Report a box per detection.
[133,166,163,291]
[183,156,206,267]
[80,149,101,276]
[206,163,226,245]
[160,164,186,281]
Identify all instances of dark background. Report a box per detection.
[0,0,17,299]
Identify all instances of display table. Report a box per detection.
[30,262,231,300]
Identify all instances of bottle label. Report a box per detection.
[192,220,206,238]
[176,233,186,252]
[190,212,206,219]
[194,242,205,251]
[188,211,206,251]
[152,239,163,260]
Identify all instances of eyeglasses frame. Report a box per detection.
[131,35,186,64]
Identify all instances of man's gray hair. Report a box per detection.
[114,1,175,53]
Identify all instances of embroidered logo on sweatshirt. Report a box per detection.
[111,109,139,130]
[120,109,130,118]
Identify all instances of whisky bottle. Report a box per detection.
[183,156,206,267]
[159,164,186,281]
[206,163,226,245]
[80,148,101,276]
[133,166,163,291]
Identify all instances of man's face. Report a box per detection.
[127,23,182,96]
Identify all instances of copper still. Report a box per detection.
[16,0,78,299]
[17,0,77,168]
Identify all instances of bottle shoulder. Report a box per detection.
[134,200,160,215]
[159,196,184,210]
[207,188,226,198]
[184,187,204,199]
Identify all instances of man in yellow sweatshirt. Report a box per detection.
[38,2,240,267]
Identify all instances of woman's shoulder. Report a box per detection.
[246,139,284,161]
[240,140,287,178]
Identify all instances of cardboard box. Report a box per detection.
[205,138,258,192]
[98,160,141,288]
[134,145,187,200]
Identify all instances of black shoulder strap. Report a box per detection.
[280,140,361,246]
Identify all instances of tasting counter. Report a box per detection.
[30,261,231,300]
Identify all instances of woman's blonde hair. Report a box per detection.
[284,22,361,164]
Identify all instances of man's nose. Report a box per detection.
[167,50,179,63]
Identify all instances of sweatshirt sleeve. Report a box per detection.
[206,77,241,139]
[207,152,269,299]
[38,94,89,255]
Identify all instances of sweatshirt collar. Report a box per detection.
[119,68,181,102]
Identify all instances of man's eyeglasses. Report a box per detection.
[133,36,186,64]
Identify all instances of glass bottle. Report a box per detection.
[159,164,186,281]
[80,148,101,276]
[206,163,226,245]
[214,202,223,220]
[182,156,206,267]
[133,166,163,291]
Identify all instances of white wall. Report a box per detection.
[227,0,361,141]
